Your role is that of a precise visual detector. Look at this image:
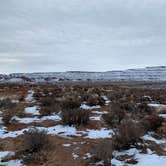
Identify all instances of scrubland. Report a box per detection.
[0,82,165,166]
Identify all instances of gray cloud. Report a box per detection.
[0,0,166,73]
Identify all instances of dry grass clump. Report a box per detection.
[16,128,55,165]
[61,108,89,126]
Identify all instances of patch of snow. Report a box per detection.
[25,90,35,103]
[142,135,166,144]
[12,116,39,124]
[12,114,61,124]
[0,127,28,139]
[0,151,22,166]
[0,125,81,139]
[96,161,104,166]
[90,116,101,121]
[148,103,161,107]
[1,124,113,140]
[111,158,124,166]
[102,95,111,105]
[5,160,22,166]
[83,153,93,159]
[92,111,108,115]
[136,154,166,166]
[11,99,19,103]
[40,114,61,121]
[85,128,114,139]
[63,144,71,147]
[24,106,40,115]
[80,104,101,110]
[159,114,166,118]
[0,151,14,159]
[72,153,79,160]
[113,148,166,166]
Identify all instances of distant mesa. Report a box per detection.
[0,66,166,83]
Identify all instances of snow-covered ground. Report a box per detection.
[24,106,40,115]
[112,148,166,166]
[102,95,111,105]
[0,151,22,166]
[85,128,114,139]
[25,90,35,103]
[12,114,61,124]
[143,134,166,144]
[80,104,101,110]
[0,124,114,140]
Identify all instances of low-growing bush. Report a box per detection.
[137,103,154,116]
[93,141,114,166]
[40,97,54,107]
[40,103,61,116]
[142,114,164,131]
[61,108,89,126]
[103,103,126,126]
[86,95,105,106]
[0,98,16,110]
[60,98,81,110]
[2,110,13,125]
[113,119,144,150]
[17,128,55,165]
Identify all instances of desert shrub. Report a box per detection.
[142,114,164,131]
[137,103,154,115]
[93,141,114,166]
[33,90,42,100]
[17,128,54,165]
[40,103,61,116]
[118,101,136,112]
[61,108,89,126]
[86,95,105,106]
[113,119,144,150]
[40,97,54,107]
[1,99,17,125]
[60,98,81,110]
[0,98,16,110]
[103,103,126,126]
[2,110,13,125]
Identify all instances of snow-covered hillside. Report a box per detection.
[1,66,166,83]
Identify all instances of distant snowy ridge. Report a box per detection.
[1,66,166,83]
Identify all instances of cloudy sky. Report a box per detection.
[0,0,166,73]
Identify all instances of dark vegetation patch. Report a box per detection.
[61,108,89,126]
[16,128,55,165]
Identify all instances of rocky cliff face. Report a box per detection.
[1,66,166,83]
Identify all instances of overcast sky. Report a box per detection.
[0,0,166,73]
